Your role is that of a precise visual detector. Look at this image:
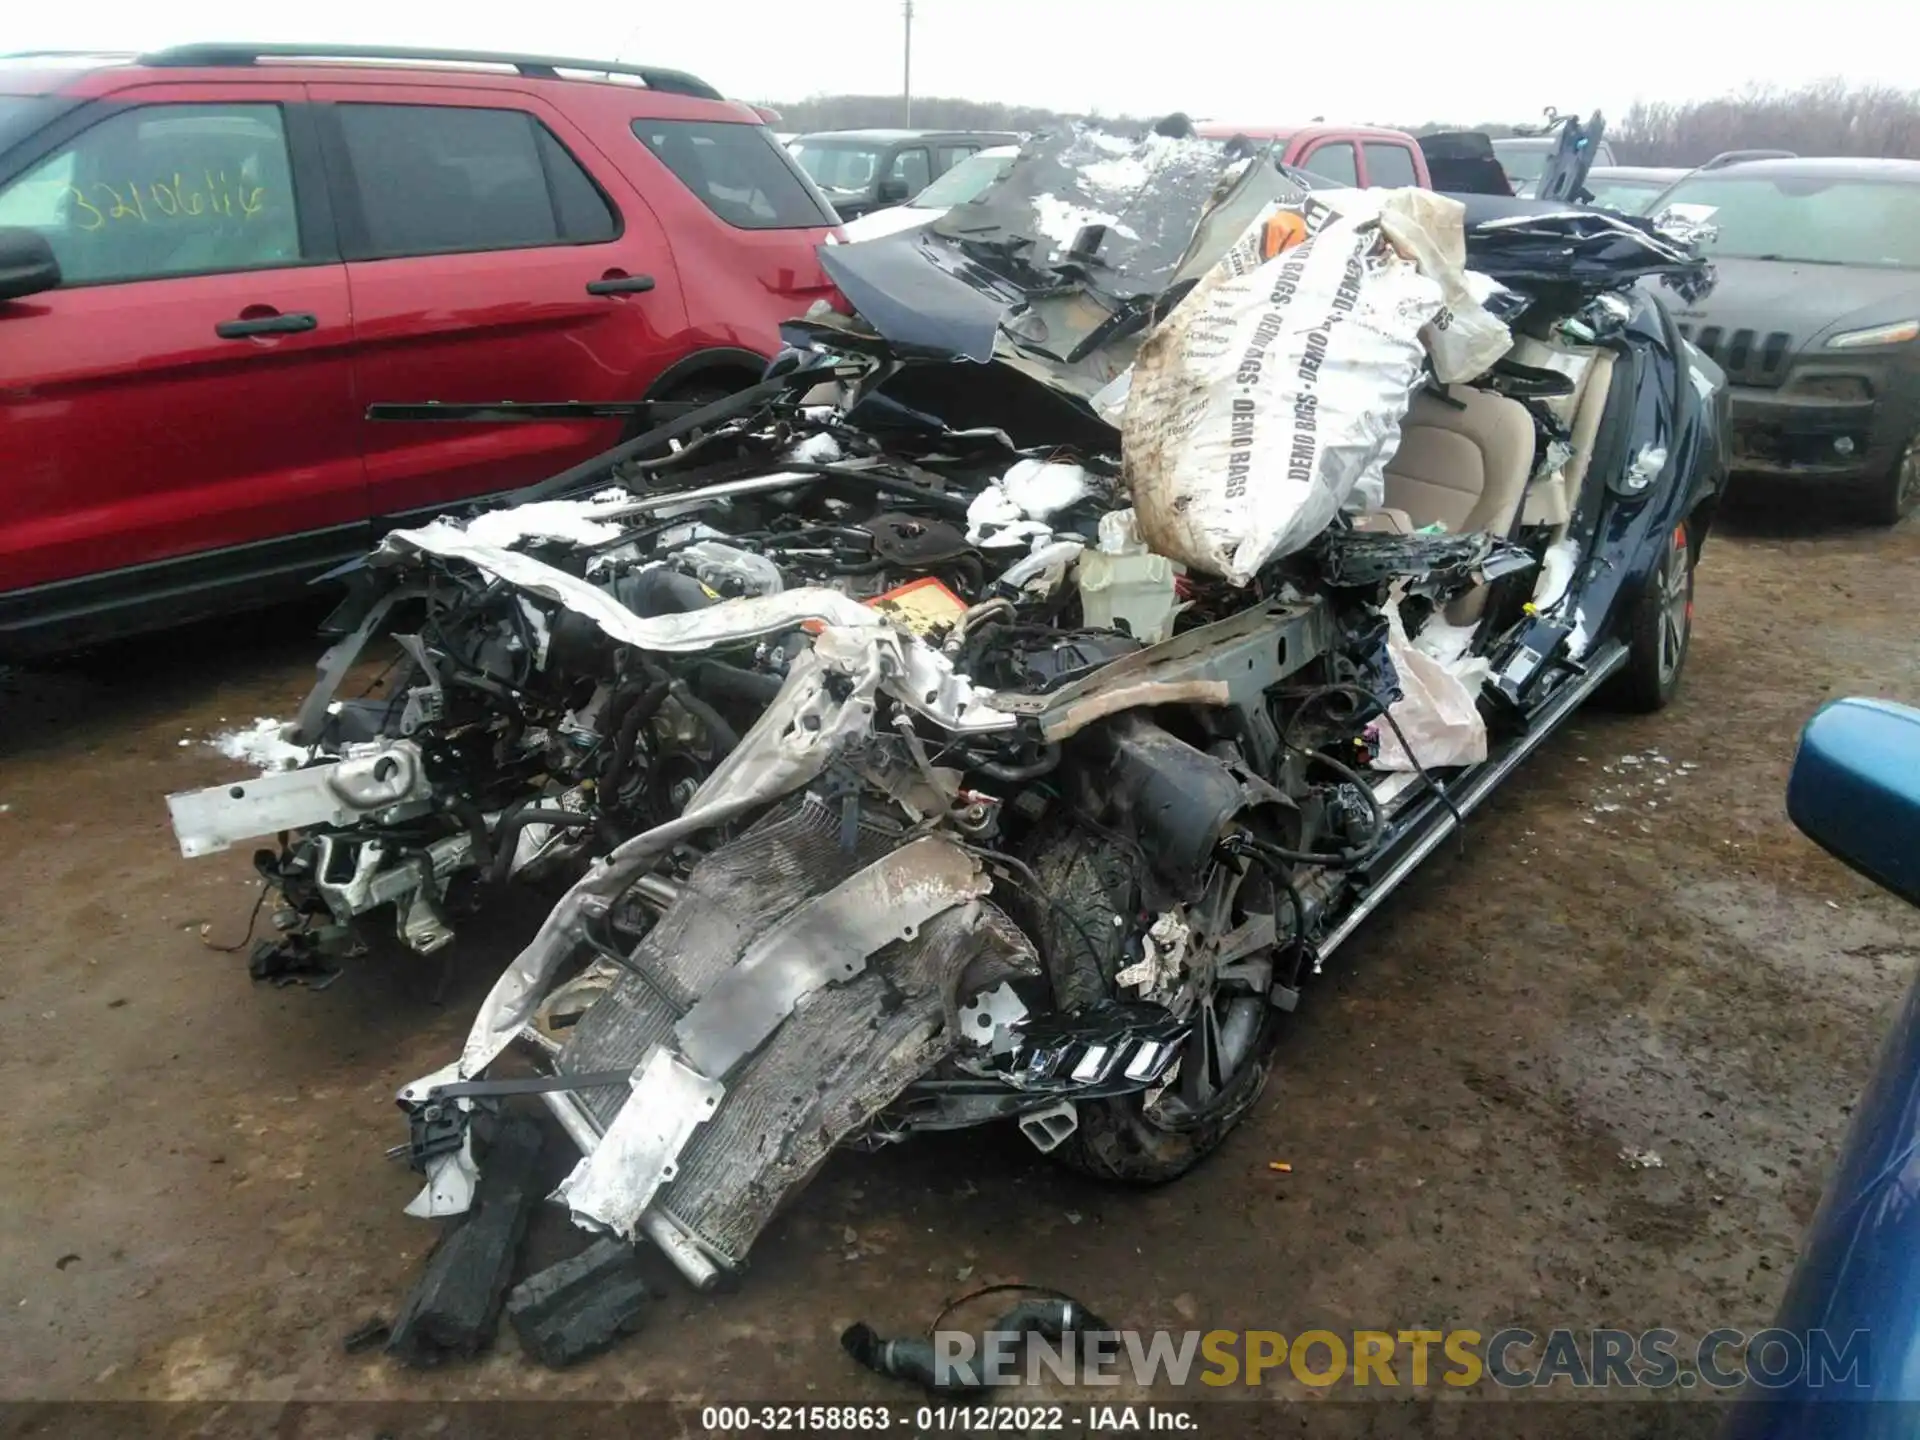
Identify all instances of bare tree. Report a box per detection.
[761,82,1920,167]
[755,93,1142,136]
[1603,80,1920,165]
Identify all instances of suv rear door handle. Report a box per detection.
[586,274,656,296]
[215,312,318,339]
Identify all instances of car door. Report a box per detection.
[310,84,684,525]
[886,145,932,202]
[1293,139,1359,188]
[934,143,976,179]
[0,83,363,600]
[1361,140,1420,190]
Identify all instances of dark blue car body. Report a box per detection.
[1728,697,1920,1435]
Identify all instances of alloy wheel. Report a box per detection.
[1656,524,1694,689]
[1895,436,1920,519]
[1144,859,1277,1129]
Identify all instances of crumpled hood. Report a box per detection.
[818,125,1306,404]
[1664,255,1920,350]
[839,204,942,243]
[1452,194,1715,304]
[928,127,1238,287]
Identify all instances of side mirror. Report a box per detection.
[0,227,61,303]
[1787,697,1920,907]
[876,177,911,205]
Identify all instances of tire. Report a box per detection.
[1023,821,1276,1185]
[1859,431,1919,527]
[1605,517,1695,713]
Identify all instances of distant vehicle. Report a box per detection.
[1192,122,1432,188]
[1493,132,1617,196]
[1650,156,1920,522]
[839,145,1018,241]
[1725,696,1920,1435]
[1582,165,1689,214]
[0,43,844,658]
[790,129,1019,221]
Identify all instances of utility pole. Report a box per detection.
[902,0,914,127]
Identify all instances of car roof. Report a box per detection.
[1193,122,1415,143]
[1587,165,1688,182]
[793,128,1015,144]
[0,52,135,93]
[1677,155,1920,181]
[0,44,750,118]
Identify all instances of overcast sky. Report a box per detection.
[10,0,1907,124]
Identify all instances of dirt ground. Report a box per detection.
[2,501,1917,1427]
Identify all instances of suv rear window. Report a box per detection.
[333,104,617,259]
[633,119,835,230]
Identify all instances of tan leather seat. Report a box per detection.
[1350,507,1416,535]
[1500,340,1615,533]
[1555,351,1616,506]
[1383,385,1537,538]
[1382,384,1538,622]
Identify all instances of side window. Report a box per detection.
[0,103,301,286]
[888,146,932,194]
[935,144,976,175]
[632,120,838,230]
[1363,142,1419,189]
[536,128,618,244]
[333,104,616,259]
[1299,141,1358,188]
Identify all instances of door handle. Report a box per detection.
[586,274,656,296]
[216,312,318,339]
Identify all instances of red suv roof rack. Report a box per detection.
[134,43,724,101]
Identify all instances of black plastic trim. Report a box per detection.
[0,524,369,660]
[642,345,769,398]
[135,44,722,100]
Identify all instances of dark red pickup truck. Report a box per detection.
[1193,122,1433,189]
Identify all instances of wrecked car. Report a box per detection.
[166,124,1725,1366]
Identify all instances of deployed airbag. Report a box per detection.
[1123,193,1448,584]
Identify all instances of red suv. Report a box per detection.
[0,45,844,657]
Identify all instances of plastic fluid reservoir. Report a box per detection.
[1079,549,1180,645]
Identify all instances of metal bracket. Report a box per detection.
[1018,1100,1080,1153]
[554,1046,726,1240]
[167,741,433,857]
[396,1100,469,1173]
[673,836,990,1078]
[425,1069,635,1102]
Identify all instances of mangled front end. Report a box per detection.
[159,119,1725,1370]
